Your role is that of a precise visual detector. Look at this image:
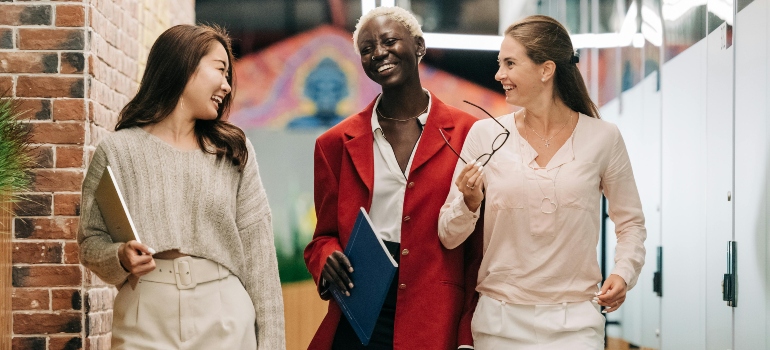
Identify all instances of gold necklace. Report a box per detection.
[523,110,572,148]
[376,101,429,122]
[522,113,561,214]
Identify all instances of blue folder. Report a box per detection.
[330,207,399,346]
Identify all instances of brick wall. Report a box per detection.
[2,0,194,349]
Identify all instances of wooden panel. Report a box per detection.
[0,195,12,350]
[281,280,328,350]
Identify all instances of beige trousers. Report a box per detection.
[111,258,256,350]
[471,294,605,350]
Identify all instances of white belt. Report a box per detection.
[141,256,231,290]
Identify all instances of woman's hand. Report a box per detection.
[595,274,627,313]
[321,251,354,299]
[117,240,156,277]
[455,162,485,212]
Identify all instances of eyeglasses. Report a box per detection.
[439,100,510,167]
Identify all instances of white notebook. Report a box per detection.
[94,165,141,243]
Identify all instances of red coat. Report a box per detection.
[304,93,484,350]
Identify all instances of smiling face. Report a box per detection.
[495,36,550,107]
[356,16,425,89]
[179,42,232,120]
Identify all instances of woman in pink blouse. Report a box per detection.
[438,15,646,349]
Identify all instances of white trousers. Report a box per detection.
[471,295,605,350]
[111,259,256,350]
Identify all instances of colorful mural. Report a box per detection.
[229,25,511,283]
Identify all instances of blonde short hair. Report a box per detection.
[352,6,424,54]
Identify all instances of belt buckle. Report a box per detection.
[174,256,197,290]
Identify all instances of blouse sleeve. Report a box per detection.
[438,122,484,250]
[602,125,647,290]
[237,139,286,349]
[77,143,131,286]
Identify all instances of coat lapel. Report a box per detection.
[343,101,376,194]
[409,93,455,175]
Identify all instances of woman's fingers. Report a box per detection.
[455,162,477,189]
[595,274,628,312]
[601,296,626,313]
[324,252,352,295]
[133,259,156,277]
[321,268,346,295]
[126,240,156,255]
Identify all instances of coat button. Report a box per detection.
[403,216,410,222]
[407,182,415,188]
[401,249,409,256]
[399,284,406,290]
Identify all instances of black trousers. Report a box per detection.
[331,241,400,350]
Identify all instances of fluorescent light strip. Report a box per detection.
[361,1,656,50]
[362,0,376,15]
[422,33,503,51]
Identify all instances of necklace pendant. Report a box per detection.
[540,197,558,214]
[544,140,550,148]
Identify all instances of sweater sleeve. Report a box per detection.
[77,142,131,286]
[237,139,286,349]
[602,125,647,290]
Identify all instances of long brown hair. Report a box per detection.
[116,24,249,170]
[505,15,600,118]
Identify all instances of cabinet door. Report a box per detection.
[660,18,709,350]
[704,10,735,350]
[734,0,769,348]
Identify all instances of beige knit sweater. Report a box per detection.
[78,127,286,349]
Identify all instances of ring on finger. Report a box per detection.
[466,184,475,190]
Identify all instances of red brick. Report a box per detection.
[85,334,111,350]
[0,4,51,26]
[27,145,54,168]
[56,145,83,168]
[53,193,80,216]
[17,76,84,98]
[62,242,79,264]
[12,265,82,287]
[13,311,82,334]
[14,217,79,240]
[52,289,81,311]
[29,121,85,144]
[50,336,83,350]
[14,193,52,216]
[12,337,46,350]
[16,99,52,120]
[12,288,49,311]
[0,76,12,94]
[19,28,84,50]
[31,169,83,192]
[60,52,84,74]
[84,287,115,312]
[0,52,58,74]
[55,5,84,27]
[13,242,63,264]
[53,99,85,121]
[0,28,12,49]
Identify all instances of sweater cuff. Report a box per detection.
[106,242,131,285]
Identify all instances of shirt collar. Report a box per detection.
[371,88,432,134]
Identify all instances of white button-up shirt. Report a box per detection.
[369,91,432,243]
[439,113,646,305]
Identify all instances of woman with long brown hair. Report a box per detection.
[78,24,285,349]
[438,15,646,349]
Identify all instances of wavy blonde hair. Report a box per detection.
[352,6,423,54]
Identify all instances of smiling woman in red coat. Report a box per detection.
[303,6,483,350]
